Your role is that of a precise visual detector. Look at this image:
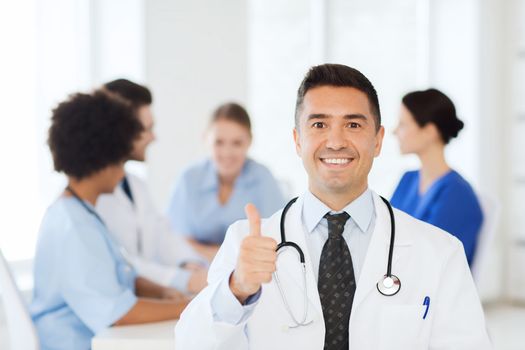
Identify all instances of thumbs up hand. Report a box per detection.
[229,204,278,303]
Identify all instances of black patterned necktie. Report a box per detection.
[318,212,356,350]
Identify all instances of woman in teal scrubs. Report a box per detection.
[30,91,190,350]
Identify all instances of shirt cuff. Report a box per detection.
[210,274,261,325]
[170,267,193,293]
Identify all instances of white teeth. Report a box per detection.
[323,158,350,164]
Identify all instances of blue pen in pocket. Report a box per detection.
[422,296,430,319]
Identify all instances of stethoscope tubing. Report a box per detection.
[277,194,399,294]
[380,196,395,278]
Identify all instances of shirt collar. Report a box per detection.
[302,189,374,234]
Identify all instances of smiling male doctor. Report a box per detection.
[175,64,491,350]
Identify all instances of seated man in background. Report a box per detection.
[31,90,189,350]
[96,79,208,294]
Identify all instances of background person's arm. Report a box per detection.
[135,276,186,300]
[113,276,190,326]
[124,253,207,294]
[114,297,189,326]
[186,237,220,262]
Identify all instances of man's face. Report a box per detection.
[293,86,384,199]
[130,105,155,161]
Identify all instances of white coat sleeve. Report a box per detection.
[175,220,255,350]
[429,239,492,349]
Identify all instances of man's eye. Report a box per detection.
[348,122,360,128]
[312,122,325,128]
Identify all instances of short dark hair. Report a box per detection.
[103,79,152,108]
[295,64,381,131]
[211,102,251,135]
[48,90,143,179]
[402,88,464,144]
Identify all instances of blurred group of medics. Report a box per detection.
[29,79,285,349]
[29,70,484,349]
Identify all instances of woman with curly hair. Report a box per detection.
[30,91,189,350]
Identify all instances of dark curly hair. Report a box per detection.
[48,90,143,179]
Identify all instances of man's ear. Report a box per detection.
[374,126,385,157]
[293,127,302,157]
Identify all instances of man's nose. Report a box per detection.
[325,127,347,150]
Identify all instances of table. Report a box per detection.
[92,320,177,350]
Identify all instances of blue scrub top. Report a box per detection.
[391,170,483,265]
[166,158,285,244]
[30,196,138,350]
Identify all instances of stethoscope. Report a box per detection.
[273,195,401,328]
[65,186,135,271]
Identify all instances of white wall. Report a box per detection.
[0,0,95,261]
[144,0,248,208]
[505,0,525,302]
[475,0,507,301]
[428,0,481,188]
[248,0,312,197]
[90,0,145,85]
[0,0,39,262]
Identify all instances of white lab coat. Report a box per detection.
[96,173,206,288]
[175,192,491,350]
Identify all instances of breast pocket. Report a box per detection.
[378,305,428,350]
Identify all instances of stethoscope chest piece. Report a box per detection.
[376,274,401,296]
